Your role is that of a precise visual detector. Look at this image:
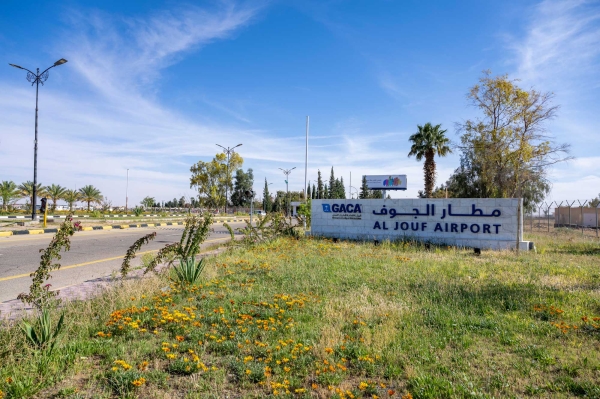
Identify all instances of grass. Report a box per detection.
[1,230,599,398]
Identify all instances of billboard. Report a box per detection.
[364,175,407,190]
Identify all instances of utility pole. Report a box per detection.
[304,116,309,229]
[216,143,242,215]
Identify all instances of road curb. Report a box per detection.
[2,219,250,237]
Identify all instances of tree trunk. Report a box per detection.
[424,150,436,198]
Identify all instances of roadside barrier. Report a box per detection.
[0,219,249,237]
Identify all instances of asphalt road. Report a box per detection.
[0,222,246,302]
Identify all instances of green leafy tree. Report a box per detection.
[306,184,311,200]
[45,184,67,212]
[19,181,47,211]
[263,179,272,212]
[231,168,254,207]
[0,180,20,211]
[589,194,600,208]
[408,122,452,198]
[78,185,103,212]
[141,196,155,209]
[450,71,570,213]
[190,152,243,211]
[61,190,80,212]
[311,183,316,199]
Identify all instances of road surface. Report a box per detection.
[0,222,245,302]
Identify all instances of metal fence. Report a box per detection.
[525,200,600,238]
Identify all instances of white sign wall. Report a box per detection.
[311,198,530,250]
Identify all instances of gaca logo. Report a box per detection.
[322,203,362,213]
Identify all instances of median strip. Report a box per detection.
[1,218,250,237]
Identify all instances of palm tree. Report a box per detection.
[78,185,103,212]
[45,184,67,212]
[62,189,80,212]
[18,181,47,211]
[408,123,452,198]
[0,181,20,211]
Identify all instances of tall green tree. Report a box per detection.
[141,196,155,208]
[328,167,336,199]
[231,168,254,207]
[190,152,243,211]
[359,176,369,199]
[78,185,103,212]
[263,179,272,212]
[18,181,47,211]
[306,184,311,200]
[61,189,80,212]
[317,170,324,199]
[45,184,67,212]
[0,181,20,211]
[450,71,570,212]
[312,183,316,199]
[408,122,452,198]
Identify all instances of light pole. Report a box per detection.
[279,167,296,216]
[216,143,242,215]
[126,169,129,213]
[349,186,359,199]
[9,58,68,221]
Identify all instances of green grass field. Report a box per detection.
[1,230,599,398]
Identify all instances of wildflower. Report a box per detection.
[402,394,413,399]
[176,335,185,342]
[131,377,146,387]
[325,347,334,354]
[295,388,306,393]
[359,382,369,391]
[5,378,13,384]
[284,366,291,372]
[245,369,251,375]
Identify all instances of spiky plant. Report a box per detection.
[408,123,452,198]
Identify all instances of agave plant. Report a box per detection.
[21,308,65,353]
[172,257,205,285]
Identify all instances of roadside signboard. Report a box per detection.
[364,175,407,190]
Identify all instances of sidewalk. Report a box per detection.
[0,248,225,324]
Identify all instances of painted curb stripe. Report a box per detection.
[81,226,93,231]
[0,237,231,282]
[0,231,13,237]
[27,229,44,234]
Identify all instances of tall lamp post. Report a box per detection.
[349,186,359,199]
[279,167,296,216]
[216,143,242,215]
[125,169,129,213]
[9,58,68,221]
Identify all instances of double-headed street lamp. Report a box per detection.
[216,143,242,214]
[9,58,68,221]
[279,167,296,216]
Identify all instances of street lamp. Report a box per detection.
[279,167,296,216]
[126,169,129,213]
[216,143,242,215]
[9,58,68,221]
[349,186,359,199]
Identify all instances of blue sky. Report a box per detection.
[1,0,599,207]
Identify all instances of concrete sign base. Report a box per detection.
[311,198,531,251]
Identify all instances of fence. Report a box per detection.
[525,200,600,238]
